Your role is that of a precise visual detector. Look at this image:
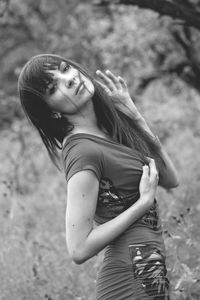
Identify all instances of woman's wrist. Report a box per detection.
[152,135,162,149]
[125,107,162,152]
[137,194,155,211]
[126,107,144,123]
[134,116,162,148]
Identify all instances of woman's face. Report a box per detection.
[44,61,95,115]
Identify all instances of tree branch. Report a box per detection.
[94,0,200,31]
[170,26,200,89]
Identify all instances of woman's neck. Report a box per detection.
[62,101,109,146]
[71,126,108,138]
[62,127,109,148]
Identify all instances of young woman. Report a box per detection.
[18,54,178,300]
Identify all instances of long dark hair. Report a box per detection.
[18,54,163,169]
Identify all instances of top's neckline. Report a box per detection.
[62,132,140,155]
[62,132,144,159]
[63,132,115,147]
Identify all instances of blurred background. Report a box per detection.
[0,0,200,299]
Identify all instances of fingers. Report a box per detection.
[118,76,127,89]
[141,165,149,181]
[96,70,116,91]
[96,80,112,96]
[96,69,126,91]
[105,70,121,89]
[147,157,159,182]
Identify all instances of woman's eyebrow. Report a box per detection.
[44,62,58,70]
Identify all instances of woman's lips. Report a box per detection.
[76,81,84,95]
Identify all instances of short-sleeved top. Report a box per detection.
[62,133,162,238]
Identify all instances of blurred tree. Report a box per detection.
[0,1,200,299]
[136,24,200,93]
[95,0,200,30]
[0,0,9,17]
[94,1,200,94]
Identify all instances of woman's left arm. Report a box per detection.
[96,69,179,189]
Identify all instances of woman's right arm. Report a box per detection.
[66,160,158,264]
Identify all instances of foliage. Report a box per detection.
[95,0,200,31]
[0,0,200,299]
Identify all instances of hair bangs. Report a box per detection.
[18,55,64,98]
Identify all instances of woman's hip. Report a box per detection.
[96,241,170,300]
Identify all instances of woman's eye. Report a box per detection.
[63,64,70,72]
[60,61,70,72]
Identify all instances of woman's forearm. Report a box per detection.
[125,108,179,188]
[154,143,179,188]
[137,117,179,188]
[72,195,150,264]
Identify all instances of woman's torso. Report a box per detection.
[62,133,169,299]
[62,133,165,257]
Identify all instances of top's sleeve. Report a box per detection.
[62,140,104,183]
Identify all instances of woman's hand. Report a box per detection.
[139,158,159,209]
[96,69,141,119]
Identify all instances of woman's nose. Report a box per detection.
[65,77,76,88]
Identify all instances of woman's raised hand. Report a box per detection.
[96,69,140,118]
[139,158,159,209]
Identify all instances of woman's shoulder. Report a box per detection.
[62,133,103,161]
[62,133,105,182]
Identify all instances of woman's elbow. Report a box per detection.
[168,173,180,188]
[159,175,179,189]
[70,248,89,265]
[72,255,87,265]
[171,178,179,188]
[165,180,179,189]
